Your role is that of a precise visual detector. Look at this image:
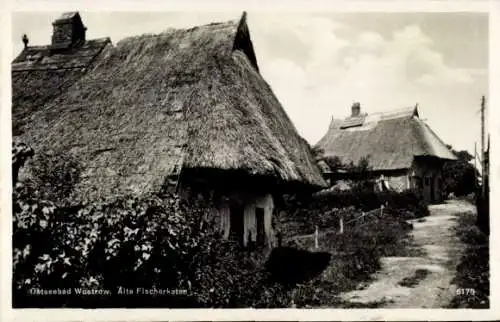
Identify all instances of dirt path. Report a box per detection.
[340,199,476,308]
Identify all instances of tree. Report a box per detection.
[347,156,374,192]
[442,147,478,196]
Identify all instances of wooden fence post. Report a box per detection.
[314,225,319,249]
[339,216,344,234]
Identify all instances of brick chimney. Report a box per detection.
[351,102,361,117]
[51,12,86,49]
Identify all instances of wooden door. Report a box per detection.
[256,207,265,246]
[230,204,244,246]
[430,175,436,203]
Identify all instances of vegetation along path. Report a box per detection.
[340,199,476,308]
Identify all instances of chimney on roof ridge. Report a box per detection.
[351,102,361,117]
[51,12,86,49]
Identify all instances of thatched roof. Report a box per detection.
[12,25,110,135]
[15,12,326,202]
[316,105,456,171]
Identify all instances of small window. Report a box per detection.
[424,177,430,185]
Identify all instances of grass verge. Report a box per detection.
[447,212,489,308]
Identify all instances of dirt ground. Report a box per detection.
[340,199,476,308]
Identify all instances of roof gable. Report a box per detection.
[232,12,259,72]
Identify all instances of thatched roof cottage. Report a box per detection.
[315,103,456,203]
[12,12,326,248]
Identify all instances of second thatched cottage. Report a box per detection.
[12,12,326,248]
[315,103,456,203]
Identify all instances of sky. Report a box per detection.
[11,11,489,155]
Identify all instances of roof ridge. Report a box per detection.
[371,106,417,117]
[113,18,240,47]
[330,106,418,125]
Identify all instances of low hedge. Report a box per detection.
[310,190,428,214]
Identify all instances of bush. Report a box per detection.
[13,190,217,307]
[442,148,478,197]
[265,247,331,285]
